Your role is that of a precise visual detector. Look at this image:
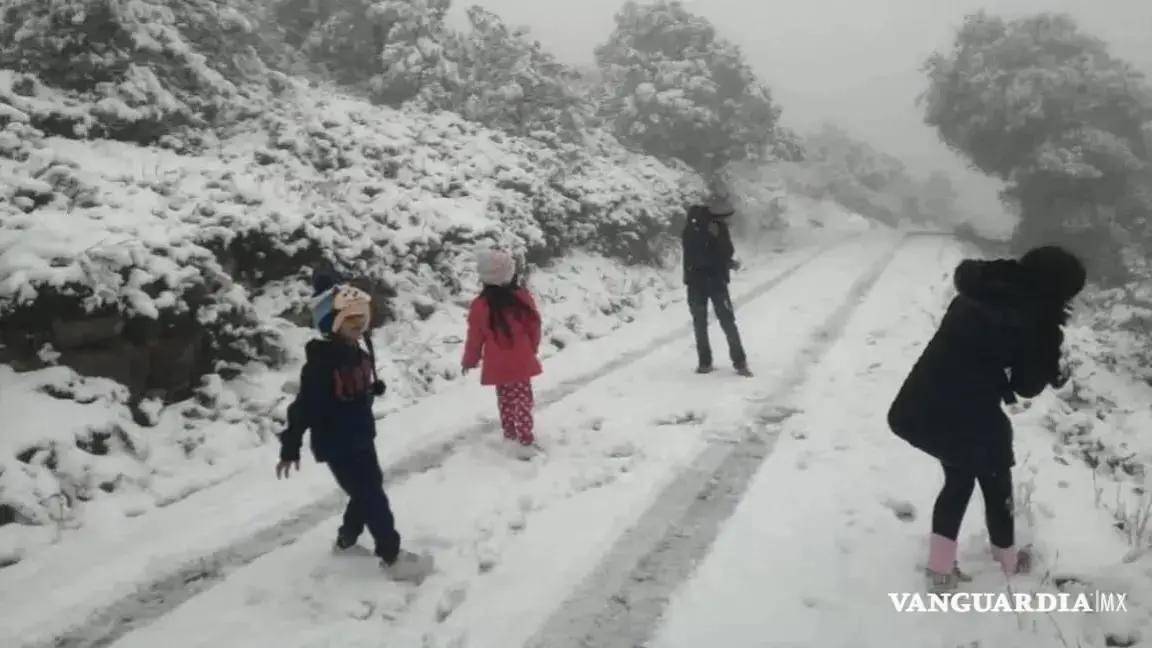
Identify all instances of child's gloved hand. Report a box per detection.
[730,259,742,271]
[371,380,386,396]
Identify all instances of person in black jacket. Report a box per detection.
[682,197,751,376]
[276,270,433,583]
[887,246,1085,593]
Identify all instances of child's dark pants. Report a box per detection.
[327,445,401,563]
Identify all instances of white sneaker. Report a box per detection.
[381,549,434,584]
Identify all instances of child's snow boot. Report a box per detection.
[381,549,434,584]
[696,363,714,374]
[925,533,965,593]
[735,362,753,377]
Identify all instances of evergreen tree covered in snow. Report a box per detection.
[453,6,590,139]
[922,11,1152,281]
[292,0,458,105]
[368,0,457,106]
[0,0,266,142]
[594,0,782,175]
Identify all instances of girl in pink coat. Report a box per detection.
[461,249,543,446]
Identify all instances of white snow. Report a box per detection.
[652,236,1152,648]
[100,232,899,648]
[0,231,856,646]
[2,231,1151,648]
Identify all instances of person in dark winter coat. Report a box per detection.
[276,270,433,583]
[462,249,544,454]
[887,246,1086,592]
[681,197,751,376]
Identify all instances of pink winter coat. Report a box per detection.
[461,288,543,386]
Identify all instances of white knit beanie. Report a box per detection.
[477,249,515,286]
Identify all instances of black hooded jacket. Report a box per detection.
[682,205,736,286]
[886,259,1069,469]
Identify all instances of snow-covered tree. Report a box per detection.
[452,6,590,139]
[594,0,783,175]
[922,12,1152,280]
[296,0,458,105]
[0,0,265,141]
[783,124,919,226]
[368,0,457,106]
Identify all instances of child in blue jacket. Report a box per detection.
[276,270,433,583]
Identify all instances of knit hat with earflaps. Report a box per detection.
[310,269,372,334]
[477,249,516,286]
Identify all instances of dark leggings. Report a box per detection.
[931,463,1014,549]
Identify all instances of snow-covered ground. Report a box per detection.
[650,236,1150,648]
[0,228,862,647]
[4,232,1151,648]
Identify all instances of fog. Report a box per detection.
[462,0,1152,234]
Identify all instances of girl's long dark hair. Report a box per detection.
[482,278,538,343]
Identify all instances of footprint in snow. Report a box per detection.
[882,498,917,522]
[606,442,637,458]
[347,599,375,621]
[759,406,801,424]
[436,586,469,623]
[507,512,527,532]
[476,543,500,574]
[655,411,705,426]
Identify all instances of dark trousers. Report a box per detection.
[327,445,401,562]
[931,462,1014,548]
[687,279,746,367]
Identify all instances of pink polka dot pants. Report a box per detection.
[496,381,535,446]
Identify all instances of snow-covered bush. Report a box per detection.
[287,2,592,142]
[0,0,269,144]
[773,124,924,227]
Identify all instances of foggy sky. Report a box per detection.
[461,0,1152,232]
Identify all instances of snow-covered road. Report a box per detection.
[104,233,898,648]
[7,231,1147,648]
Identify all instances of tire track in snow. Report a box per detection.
[526,235,907,648]
[38,236,859,648]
